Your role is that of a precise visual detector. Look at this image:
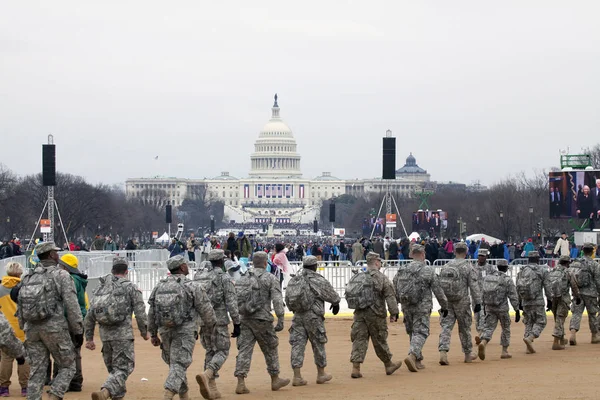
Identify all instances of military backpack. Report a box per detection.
[285,270,314,312]
[516,265,542,301]
[153,276,193,328]
[90,275,129,325]
[482,272,507,307]
[547,267,569,298]
[571,261,592,288]
[235,270,265,316]
[345,270,374,310]
[439,262,463,302]
[193,268,224,307]
[394,264,424,305]
[18,266,60,323]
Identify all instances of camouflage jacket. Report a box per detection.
[193,266,240,326]
[440,258,482,306]
[572,257,600,297]
[394,260,448,311]
[0,312,24,359]
[147,274,216,336]
[361,267,399,318]
[240,268,285,322]
[486,271,520,312]
[518,264,551,307]
[84,274,148,342]
[292,268,340,319]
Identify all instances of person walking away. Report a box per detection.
[393,245,447,371]
[477,260,520,360]
[472,249,497,345]
[285,256,340,385]
[437,242,482,365]
[345,252,402,378]
[351,240,363,265]
[148,256,217,400]
[0,262,29,397]
[547,255,580,350]
[85,257,149,400]
[516,251,551,354]
[233,251,289,394]
[236,233,252,259]
[193,250,241,400]
[15,242,83,400]
[272,243,291,285]
[568,243,600,345]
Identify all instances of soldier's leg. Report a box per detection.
[569,300,584,332]
[289,318,308,369]
[70,333,83,390]
[456,305,474,354]
[101,341,114,374]
[255,321,281,376]
[498,311,511,348]
[403,309,415,346]
[438,307,457,352]
[367,316,393,363]
[553,301,569,338]
[307,319,328,368]
[481,311,499,343]
[522,306,533,338]
[199,325,215,373]
[164,333,195,395]
[205,325,230,378]
[235,321,257,378]
[409,310,430,361]
[350,314,369,363]
[42,330,76,398]
[531,305,547,338]
[102,340,135,399]
[584,296,599,334]
[25,332,50,400]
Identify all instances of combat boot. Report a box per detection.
[48,394,62,400]
[478,339,488,360]
[316,366,332,384]
[196,369,214,399]
[591,332,600,343]
[500,346,512,359]
[384,360,402,375]
[560,335,568,346]
[270,374,290,391]
[235,377,250,394]
[569,329,577,346]
[404,354,418,372]
[439,351,449,366]
[292,368,307,386]
[179,391,189,400]
[91,388,111,400]
[523,335,536,354]
[474,335,481,345]
[415,360,425,369]
[208,379,221,399]
[351,362,362,379]
[552,337,565,350]
[163,389,176,400]
[464,353,477,363]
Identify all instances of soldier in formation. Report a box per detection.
[568,242,600,345]
[347,252,402,378]
[547,255,580,350]
[285,256,340,386]
[472,248,496,344]
[437,242,481,364]
[393,244,447,371]
[477,259,519,360]
[84,257,149,400]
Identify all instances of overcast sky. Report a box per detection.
[1,1,598,187]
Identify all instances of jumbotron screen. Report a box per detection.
[548,170,600,220]
[412,210,447,234]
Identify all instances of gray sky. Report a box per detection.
[1,1,598,186]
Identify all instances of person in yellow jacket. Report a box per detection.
[0,262,29,397]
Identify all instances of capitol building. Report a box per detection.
[125,95,430,224]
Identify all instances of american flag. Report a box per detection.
[256,184,263,197]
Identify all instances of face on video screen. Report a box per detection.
[548,171,600,219]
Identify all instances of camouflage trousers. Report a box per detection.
[289,314,328,369]
[25,329,75,399]
[234,319,280,378]
[480,308,511,347]
[474,308,486,335]
[522,305,546,338]
[402,306,431,361]
[199,324,230,377]
[570,295,599,333]
[551,298,571,339]
[159,331,196,395]
[100,340,135,398]
[350,310,392,364]
[438,302,473,354]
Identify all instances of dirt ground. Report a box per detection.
[13,315,600,400]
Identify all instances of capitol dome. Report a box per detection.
[249,94,302,179]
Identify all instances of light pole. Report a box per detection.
[499,211,504,240]
[528,207,534,239]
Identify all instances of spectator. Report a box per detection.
[168,237,183,257]
[351,240,363,264]
[0,240,13,259]
[223,232,238,254]
[273,243,291,286]
[236,233,252,258]
[103,236,116,251]
[322,243,331,262]
[224,250,242,282]
[389,239,399,261]
[339,241,347,261]
[523,239,535,256]
[186,234,197,263]
[554,232,570,257]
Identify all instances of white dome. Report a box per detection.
[260,120,293,136]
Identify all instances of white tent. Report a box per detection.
[466,233,502,244]
[156,232,170,244]
[408,232,421,241]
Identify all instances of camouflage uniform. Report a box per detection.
[193,260,240,377]
[518,263,551,339]
[287,268,340,369]
[569,256,600,334]
[472,258,496,335]
[393,260,447,362]
[438,258,481,354]
[148,273,216,396]
[0,313,25,360]
[550,264,579,339]
[350,266,399,364]
[18,252,83,400]
[84,273,148,399]
[234,268,285,378]
[480,270,519,347]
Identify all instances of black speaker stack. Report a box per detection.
[165,205,172,224]
[42,144,56,186]
[382,137,396,180]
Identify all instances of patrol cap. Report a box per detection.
[166,255,186,271]
[208,249,225,261]
[496,259,508,267]
[559,255,571,263]
[454,242,468,251]
[303,255,318,267]
[113,257,128,267]
[366,252,383,263]
[583,243,595,250]
[478,249,489,257]
[528,251,540,258]
[411,244,425,254]
[35,241,60,255]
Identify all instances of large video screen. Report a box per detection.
[412,210,447,234]
[548,170,600,220]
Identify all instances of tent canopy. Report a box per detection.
[408,232,421,241]
[156,232,170,243]
[466,233,502,244]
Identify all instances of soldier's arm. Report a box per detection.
[593,263,600,292]
[194,285,217,327]
[541,269,552,299]
[0,315,24,359]
[147,287,158,337]
[83,309,96,342]
[382,276,399,315]
[507,278,520,311]
[57,270,83,335]
[431,272,448,309]
[270,276,285,320]
[130,283,149,336]
[467,267,482,305]
[312,276,340,305]
[568,272,581,299]
[223,276,240,325]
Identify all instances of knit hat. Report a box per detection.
[59,254,79,274]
